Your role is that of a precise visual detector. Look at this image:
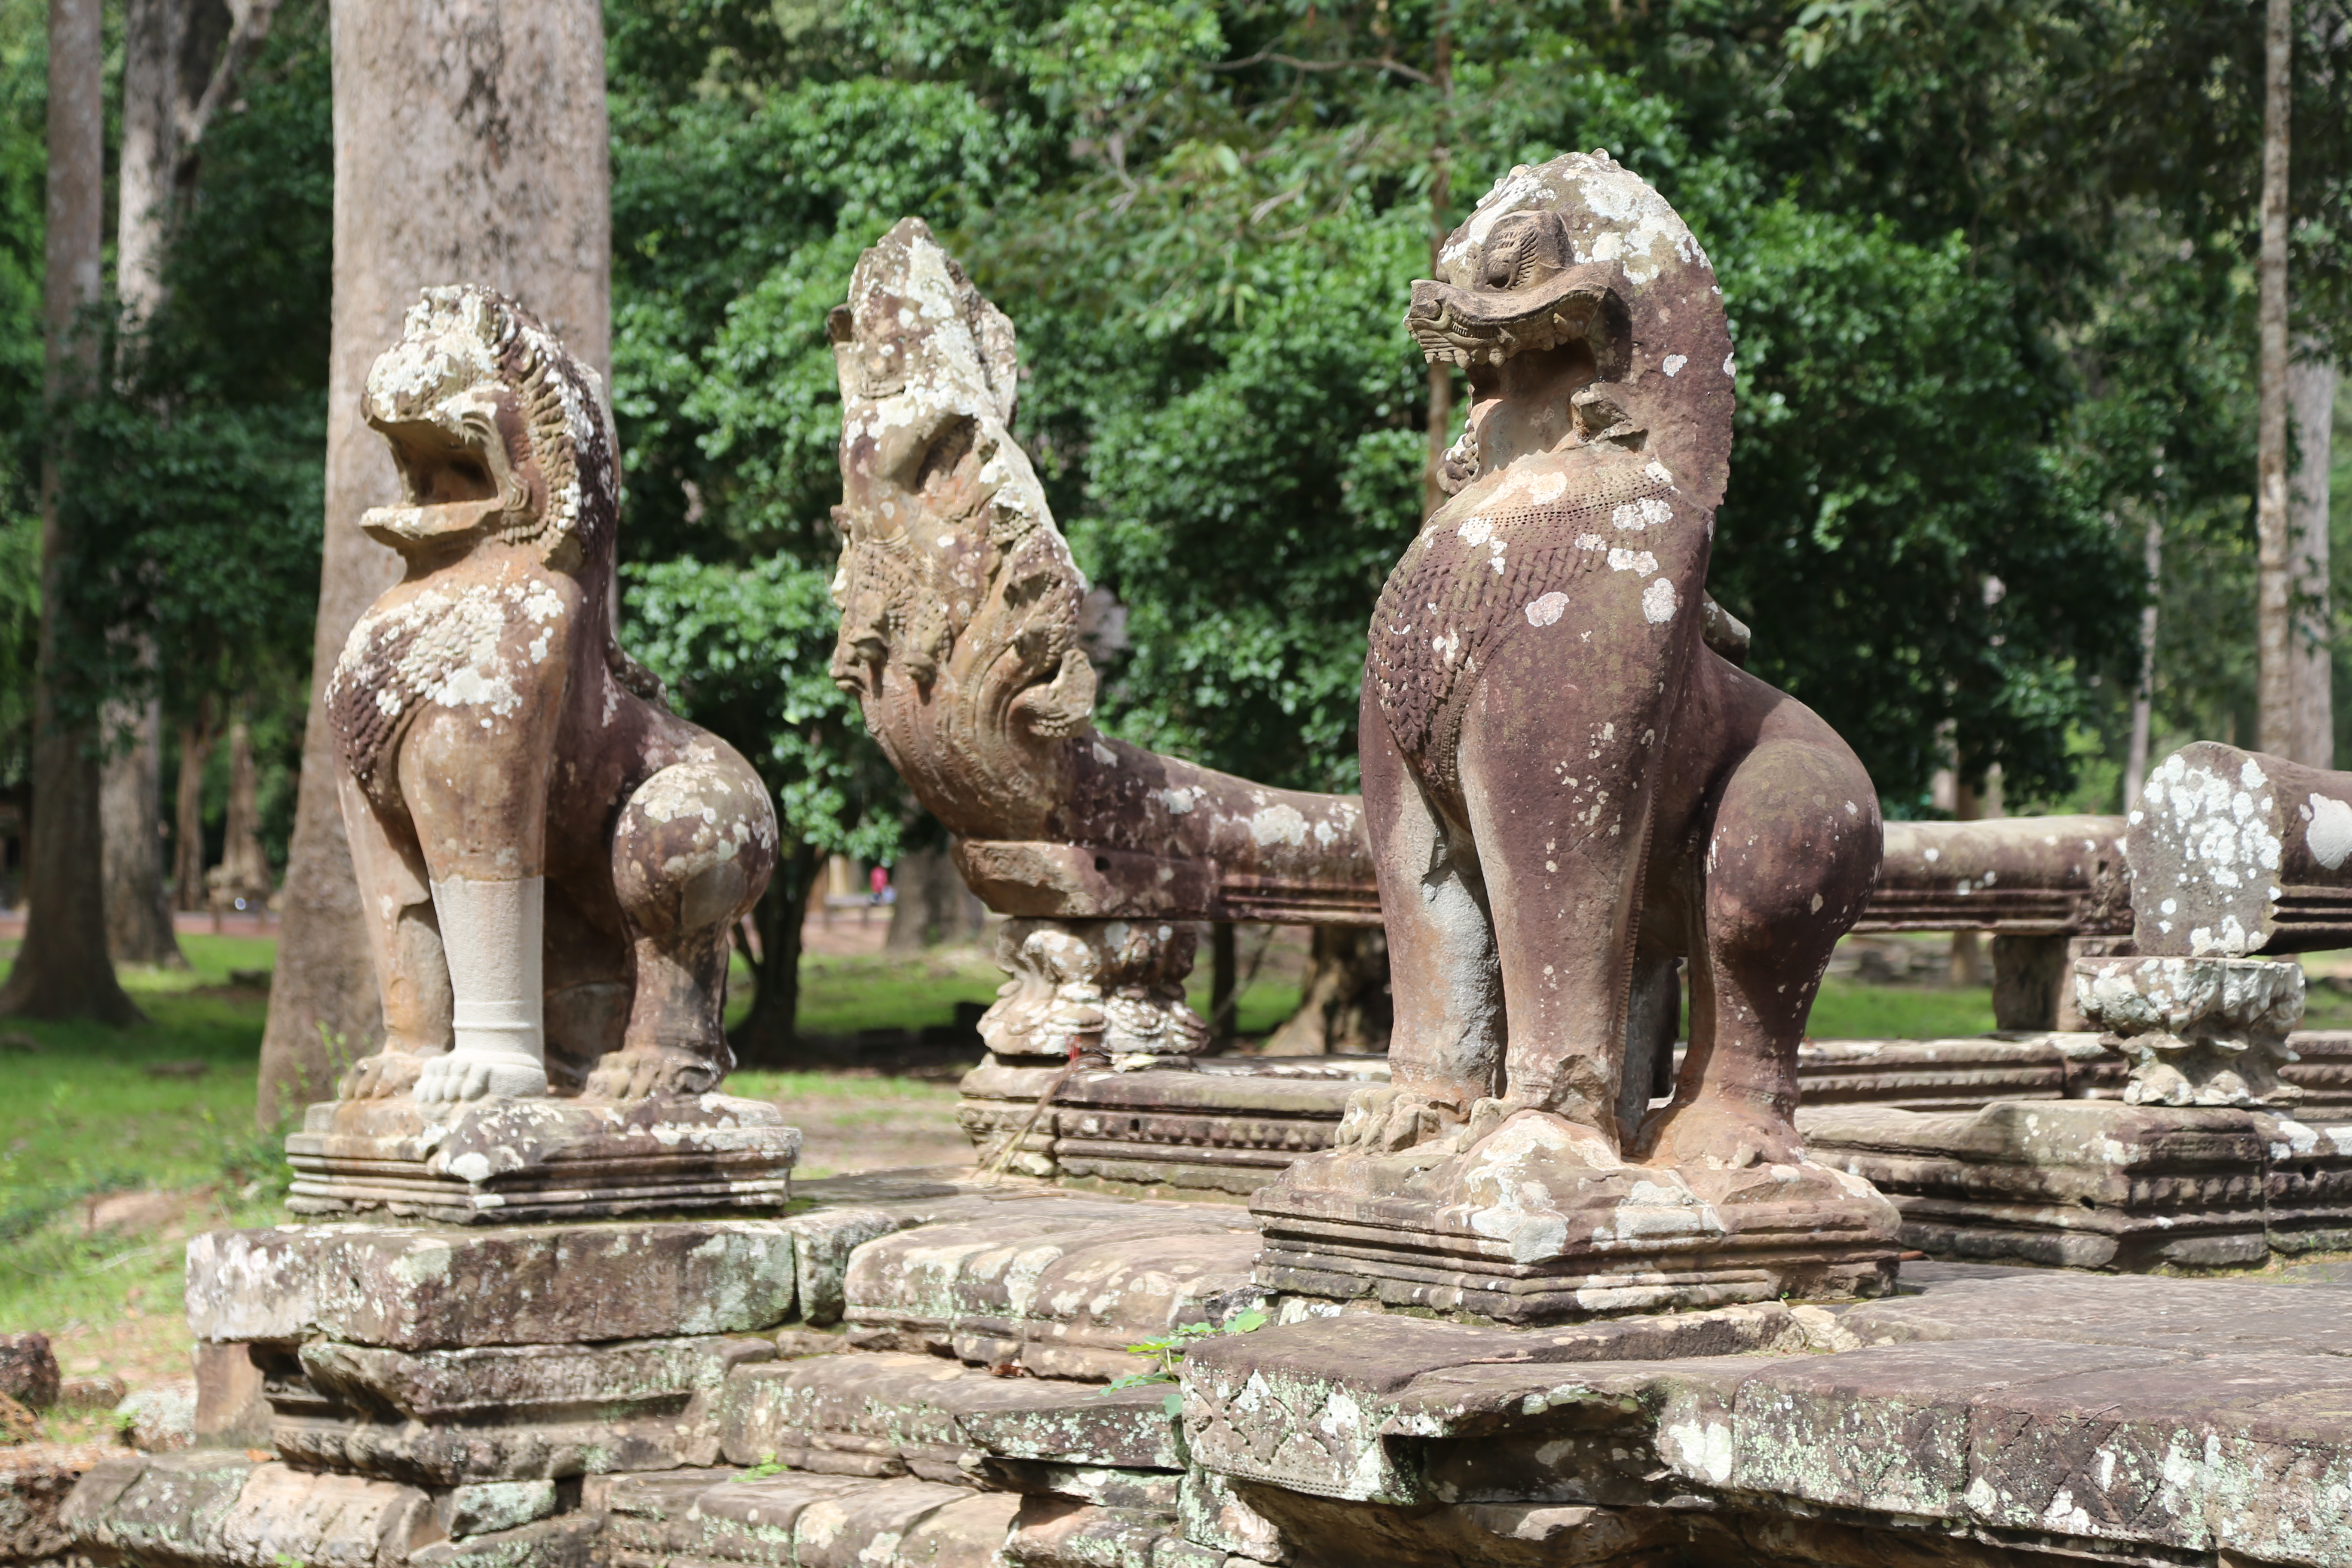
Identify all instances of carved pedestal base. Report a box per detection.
[285,1094,800,1224]
[978,918,1209,1066]
[1804,1098,2352,1270]
[2075,955,2305,1107]
[1250,1113,1901,1322]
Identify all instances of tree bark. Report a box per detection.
[2288,345,2337,767]
[1263,926,1391,1056]
[100,0,279,968]
[212,704,270,909]
[2255,0,2295,755]
[883,839,986,951]
[2125,505,2162,808]
[728,839,819,1066]
[1419,4,1455,521]
[172,706,212,911]
[101,698,182,963]
[2,0,139,1023]
[258,0,610,1122]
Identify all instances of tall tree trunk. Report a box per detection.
[884,839,985,951]
[172,705,212,912]
[728,839,818,1066]
[2255,0,2295,754]
[101,698,182,963]
[1419,4,1455,521]
[1948,774,1991,986]
[2,0,138,1023]
[2289,345,2337,767]
[2125,505,2162,809]
[258,0,611,1122]
[212,704,270,909]
[100,0,278,968]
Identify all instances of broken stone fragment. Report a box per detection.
[0,1334,58,1412]
[2076,954,2305,1106]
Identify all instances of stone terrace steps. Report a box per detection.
[69,1170,2352,1568]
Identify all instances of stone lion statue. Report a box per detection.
[1328,151,1882,1172]
[325,286,776,1104]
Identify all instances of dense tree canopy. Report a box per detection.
[0,0,2343,1030]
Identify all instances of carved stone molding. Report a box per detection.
[2075,955,2305,1107]
[977,918,1208,1066]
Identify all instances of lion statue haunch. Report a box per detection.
[1320,153,1883,1176]
[325,286,776,1105]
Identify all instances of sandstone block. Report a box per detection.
[299,1334,774,1420]
[1728,1338,2187,1519]
[271,1405,724,1485]
[409,1513,600,1565]
[184,1221,796,1349]
[194,1341,269,1446]
[721,1352,1183,1476]
[434,1477,557,1537]
[1838,1270,2352,1357]
[0,1440,116,1561]
[603,1469,971,1565]
[63,1452,440,1567]
[841,1203,1259,1378]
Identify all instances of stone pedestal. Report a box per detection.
[284,1093,800,1223]
[977,917,1209,1066]
[2075,954,2305,1107]
[1250,1113,1902,1322]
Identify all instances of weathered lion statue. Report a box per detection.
[1255,154,1898,1314]
[1344,150,1883,1169]
[325,286,776,1104]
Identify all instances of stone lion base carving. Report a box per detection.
[1251,1111,1899,1320]
[284,1093,799,1225]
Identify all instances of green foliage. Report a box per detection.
[622,554,901,862]
[1102,1305,1269,1406]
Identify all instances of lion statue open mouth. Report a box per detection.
[325,286,776,1105]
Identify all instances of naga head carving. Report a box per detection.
[360,286,619,568]
[1406,152,1734,515]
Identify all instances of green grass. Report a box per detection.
[1806,977,1999,1040]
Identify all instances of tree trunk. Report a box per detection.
[883,839,986,950]
[1947,774,1991,986]
[2125,506,2162,809]
[2254,0,2294,755]
[1264,926,1392,1056]
[172,707,212,912]
[2288,345,2337,767]
[1419,5,1455,521]
[728,839,818,1066]
[1,0,139,1023]
[258,0,610,1122]
[212,705,270,910]
[98,1,274,970]
[101,698,183,964]
[1208,921,1237,1049]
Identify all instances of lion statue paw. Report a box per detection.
[584,1045,724,1103]
[414,1051,550,1104]
[338,1050,435,1100]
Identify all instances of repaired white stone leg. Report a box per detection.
[416,875,550,1101]
[2075,955,2304,1107]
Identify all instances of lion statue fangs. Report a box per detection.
[325,285,777,1107]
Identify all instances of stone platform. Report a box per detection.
[67,1170,2352,1568]
[284,1093,802,1224]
